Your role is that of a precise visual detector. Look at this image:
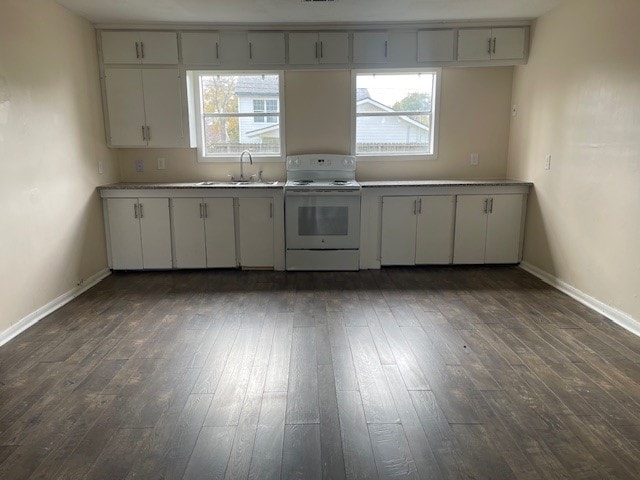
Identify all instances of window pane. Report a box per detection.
[355,71,437,155]
[204,116,280,156]
[201,74,279,114]
[356,73,434,114]
[356,114,431,154]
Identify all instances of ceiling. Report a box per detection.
[55,0,565,25]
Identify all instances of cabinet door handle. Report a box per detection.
[135,42,140,59]
[488,197,494,213]
[269,202,273,218]
[384,40,388,57]
[320,41,324,58]
[146,126,151,141]
[133,203,138,219]
[139,203,144,218]
[483,198,488,213]
[492,37,496,55]
[215,42,219,59]
[417,198,422,214]
[315,41,318,59]
[199,203,203,219]
[487,37,492,54]
[204,203,208,219]
[141,125,146,141]
[140,41,145,59]
[413,199,417,215]
[249,42,252,59]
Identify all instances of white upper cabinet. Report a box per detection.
[353,32,389,64]
[288,32,349,65]
[104,68,183,147]
[101,31,178,64]
[181,32,220,65]
[457,27,526,61]
[248,32,286,64]
[388,31,417,64]
[417,29,455,62]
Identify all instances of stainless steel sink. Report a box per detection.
[197,180,279,186]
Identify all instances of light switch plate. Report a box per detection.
[135,159,144,173]
[470,153,479,166]
[511,105,518,117]
[157,157,166,170]
[98,161,103,174]
[544,154,551,170]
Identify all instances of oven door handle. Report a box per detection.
[285,189,361,196]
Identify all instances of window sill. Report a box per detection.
[355,153,438,162]
[197,154,285,164]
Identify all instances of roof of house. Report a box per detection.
[236,75,279,96]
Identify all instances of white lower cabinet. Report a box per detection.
[453,194,524,264]
[106,198,172,270]
[238,197,274,268]
[381,195,455,265]
[172,198,236,268]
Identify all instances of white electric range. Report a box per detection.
[284,154,361,271]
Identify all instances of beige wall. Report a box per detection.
[0,0,119,334]
[508,0,640,320]
[119,66,514,182]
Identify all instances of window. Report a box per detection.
[253,99,278,123]
[188,71,283,161]
[353,70,440,158]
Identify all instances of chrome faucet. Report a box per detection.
[239,150,253,181]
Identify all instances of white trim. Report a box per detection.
[0,269,112,348]
[351,68,441,160]
[519,262,640,338]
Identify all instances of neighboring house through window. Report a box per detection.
[353,70,440,158]
[187,71,283,161]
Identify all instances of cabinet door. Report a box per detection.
[238,198,274,268]
[380,196,417,266]
[138,198,172,269]
[138,32,178,64]
[485,195,524,264]
[457,28,492,61]
[491,28,526,60]
[204,198,237,268]
[453,195,488,264]
[318,32,349,64]
[248,32,285,64]
[181,32,220,65]
[388,31,417,64]
[107,198,143,270]
[141,69,184,148]
[415,195,455,264]
[172,198,207,268]
[417,30,455,62]
[104,69,146,147]
[101,32,141,64]
[288,32,319,65]
[353,32,388,64]
[219,31,249,65]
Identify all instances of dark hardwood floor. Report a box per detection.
[1,266,640,479]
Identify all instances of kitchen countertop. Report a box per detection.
[97,181,284,190]
[98,179,533,191]
[359,179,533,187]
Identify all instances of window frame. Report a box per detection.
[187,70,285,163]
[351,68,441,161]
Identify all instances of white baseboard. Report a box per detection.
[0,268,111,348]
[519,261,640,338]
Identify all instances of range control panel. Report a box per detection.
[287,154,356,171]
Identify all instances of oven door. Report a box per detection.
[285,190,361,249]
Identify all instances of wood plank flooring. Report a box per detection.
[1,266,640,479]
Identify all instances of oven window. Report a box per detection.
[298,207,348,236]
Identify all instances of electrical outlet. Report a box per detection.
[157,157,166,170]
[544,154,552,170]
[98,161,103,174]
[135,159,144,173]
[511,104,518,117]
[470,153,479,166]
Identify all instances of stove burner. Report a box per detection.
[332,180,348,185]
[293,180,313,185]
